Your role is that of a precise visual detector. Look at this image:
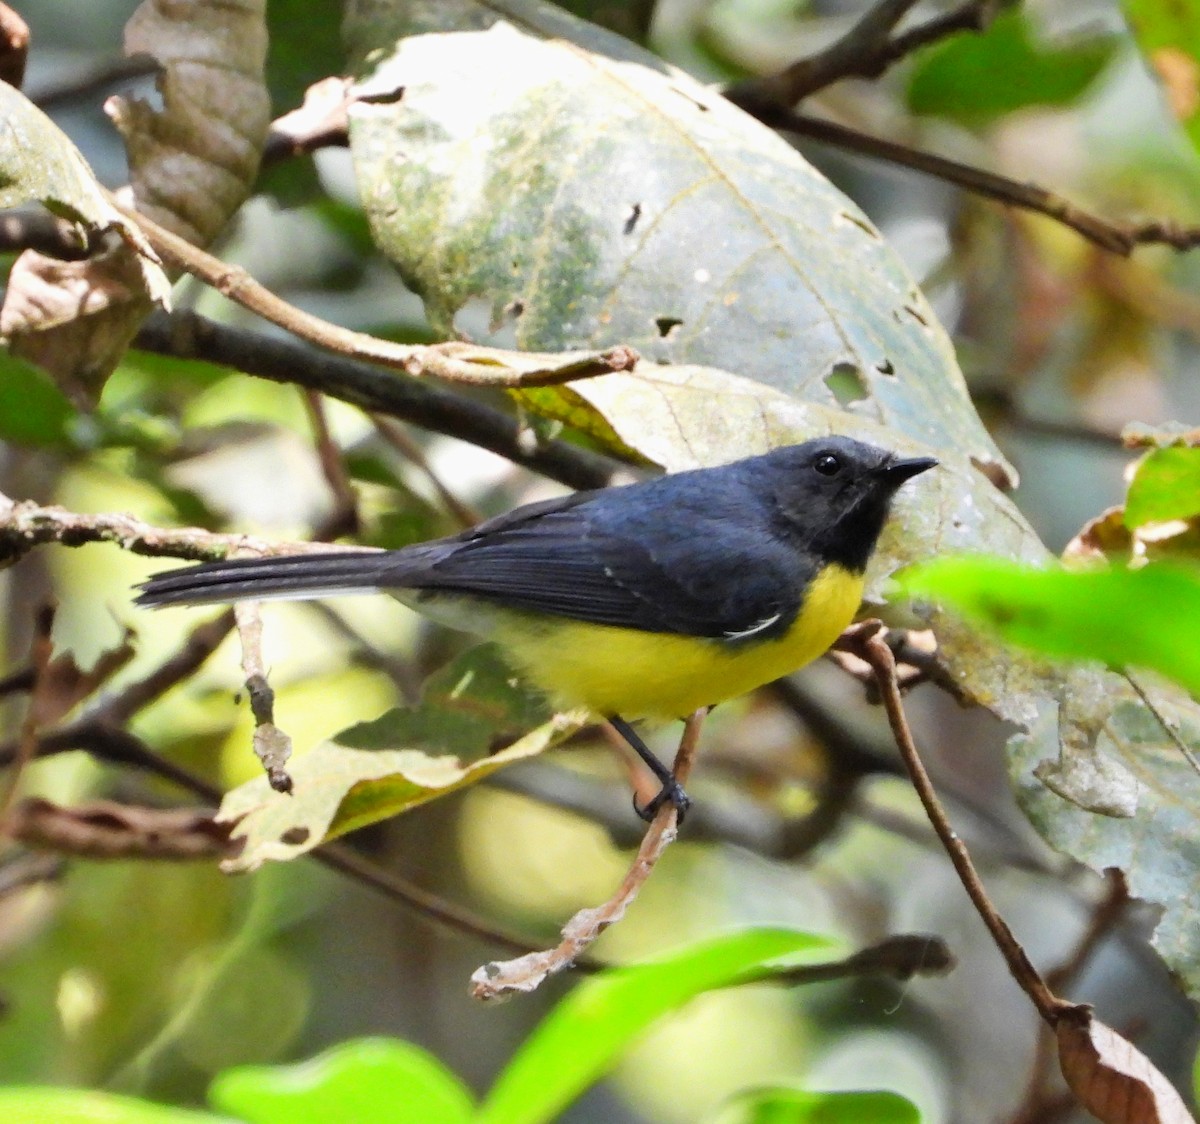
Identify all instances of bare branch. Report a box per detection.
[727,0,1007,108]
[134,310,618,492]
[120,204,640,388]
[744,107,1200,256]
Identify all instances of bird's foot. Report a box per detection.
[633,778,692,824]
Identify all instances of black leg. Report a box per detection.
[608,715,692,823]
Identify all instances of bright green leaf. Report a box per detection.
[711,1085,921,1124]
[0,351,77,447]
[1126,446,1200,527]
[907,10,1116,125]
[209,1037,473,1124]
[477,928,838,1124]
[1124,0,1200,149]
[902,556,1200,697]
[0,1088,227,1124]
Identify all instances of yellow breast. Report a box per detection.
[489,564,865,720]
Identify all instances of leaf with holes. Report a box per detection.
[343,1,1011,481]
[218,646,587,870]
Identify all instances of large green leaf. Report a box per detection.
[0,351,77,447]
[907,10,1116,125]
[342,0,1011,482]
[0,1089,225,1124]
[209,1037,473,1124]
[902,557,1200,698]
[477,928,838,1124]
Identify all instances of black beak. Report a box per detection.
[881,455,938,484]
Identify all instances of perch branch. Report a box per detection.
[469,708,706,1001]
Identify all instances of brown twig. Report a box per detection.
[860,625,1066,1023]
[234,603,294,794]
[746,107,1200,256]
[0,850,64,898]
[302,390,360,538]
[728,0,1005,109]
[98,610,237,728]
[469,709,706,1000]
[0,604,55,820]
[119,204,640,388]
[372,415,483,529]
[134,311,618,492]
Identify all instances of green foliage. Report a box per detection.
[711,1086,921,1124]
[902,556,1200,696]
[907,10,1116,125]
[210,1038,473,1124]
[0,1089,224,1124]
[0,351,78,447]
[477,928,839,1124]
[1124,0,1200,149]
[1125,446,1200,527]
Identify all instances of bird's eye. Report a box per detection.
[814,454,841,476]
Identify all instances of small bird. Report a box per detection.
[136,436,935,819]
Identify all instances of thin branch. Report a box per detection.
[302,391,360,538]
[234,603,294,794]
[97,610,236,727]
[0,604,54,820]
[372,415,483,528]
[860,626,1068,1023]
[726,0,1009,108]
[0,851,64,899]
[119,204,640,388]
[134,310,618,492]
[470,708,706,1000]
[746,107,1200,256]
[0,210,92,259]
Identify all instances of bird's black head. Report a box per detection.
[757,436,937,573]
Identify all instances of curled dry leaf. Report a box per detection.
[1056,1006,1192,1124]
[8,797,234,861]
[0,84,170,403]
[106,0,271,247]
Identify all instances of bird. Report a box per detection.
[136,436,936,820]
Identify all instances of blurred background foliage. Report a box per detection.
[3,0,1200,1121]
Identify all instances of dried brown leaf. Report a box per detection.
[1056,1007,1192,1124]
[106,0,270,246]
[8,797,234,860]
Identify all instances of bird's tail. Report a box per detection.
[135,549,433,609]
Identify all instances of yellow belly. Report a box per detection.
[489,564,865,720]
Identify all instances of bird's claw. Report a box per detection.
[633,779,692,824]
